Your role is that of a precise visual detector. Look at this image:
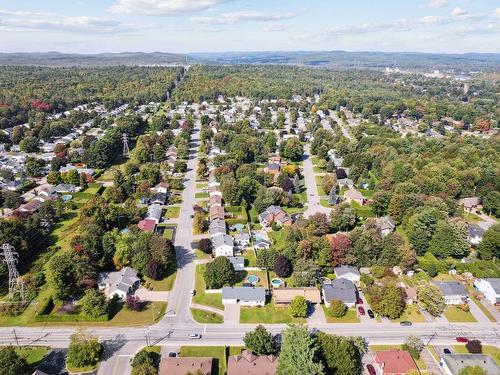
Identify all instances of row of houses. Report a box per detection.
[137,182,170,233]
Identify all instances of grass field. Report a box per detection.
[180,346,226,375]
[351,201,375,218]
[453,345,500,365]
[393,305,426,323]
[322,306,361,323]
[193,265,224,310]
[240,301,306,324]
[15,346,49,365]
[191,308,223,324]
[144,271,177,291]
[195,192,209,199]
[443,305,477,323]
[165,206,180,218]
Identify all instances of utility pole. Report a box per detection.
[1,244,25,301]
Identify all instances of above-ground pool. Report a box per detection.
[233,223,245,231]
[61,195,72,202]
[246,275,259,285]
[271,278,284,288]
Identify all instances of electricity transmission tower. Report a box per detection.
[0,244,25,301]
[122,133,130,158]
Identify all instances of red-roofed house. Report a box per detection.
[227,349,277,375]
[138,219,157,232]
[374,349,418,375]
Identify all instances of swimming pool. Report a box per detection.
[271,278,284,288]
[246,275,259,285]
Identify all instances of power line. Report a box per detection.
[0,243,25,301]
[122,133,130,158]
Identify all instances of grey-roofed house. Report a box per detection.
[227,256,245,271]
[468,224,485,246]
[212,233,234,257]
[209,219,227,237]
[146,204,162,223]
[151,192,167,205]
[458,197,480,212]
[98,267,140,300]
[53,183,77,193]
[433,281,468,305]
[374,216,396,236]
[322,278,357,308]
[222,286,266,306]
[474,278,500,305]
[334,265,360,283]
[234,233,251,247]
[440,354,500,375]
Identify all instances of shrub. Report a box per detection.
[360,273,374,286]
[198,238,213,254]
[328,300,347,317]
[66,330,102,369]
[79,289,109,319]
[370,265,385,278]
[146,260,164,280]
[0,346,29,375]
[126,295,142,311]
[274,256,293,278]
[289,296,308,318]
[466,340,482,354]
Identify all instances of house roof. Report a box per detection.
[459,197,480,208]
[344,189,364,200]
[138,219,156,232]
[441,354,500,375]
[146,204,162,221]
[209,205,225,220]
[483,278,500,294]
[209,219,227,236]
[210,194,222,205]
[159,357,213,375]
[374,350,417,374]
[99,267,140,295]
[433,281,468,297]
[227,349,277,375]
[323,278,357,304]
[227,256,245,270]
[334,265,360,278]
[151,192,167,204]
[212,233,234,249]
[274,287,321,304]
[375,216,396,231]
[468,223,485,238]
[235,233,250,241]
[222,286,266,301]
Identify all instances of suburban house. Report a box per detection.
[222,286,266,306]
[53,183,77,193]
[374,349,418,375]
[209,205,225,221]
[468,224,485,246]
[151,192,167,205]
[153,181,169,194]
[258,206,292,227]
[227,256,245,271]
[274,287,322,306]
[440,354,500,375]
[337,178,354,189]
[334,265,361,283]
[404,287,417,305]
[137,219,157,232]
[264,162,281,178]
[234,233,251,247]
[209,219,227,237]
[97,267,140,300]
[138,204,162,232]
[212,233,234,257]
[227,349,278,375]
[209,185,222,197]
[343,189,365,205]
[322,278,357,308]
[159,357,213,375]
[433,281,468,305]
[374,216,396,236]
[254,239,271,249]
[209,194,222,207]
[459,197,480,212]
[474,278,500,305]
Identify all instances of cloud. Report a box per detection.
[264,23,286,32]
[494,8,500,18]
[109,0,232,15]
[451,7,467,17]
[325,20,411,35]
[427,0,448,8]
[0,10,51,17]
[191,11,294,25]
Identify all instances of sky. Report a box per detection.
[0,0,499,54]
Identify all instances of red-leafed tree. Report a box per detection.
[330,233,352,267]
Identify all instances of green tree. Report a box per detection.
[477,224,500,260]
[256,249,278,269]
[204,256,235,289]
[80,289,109,319]
[328,300,347,317]
[322,174,337,196]
[280,138,304,162]
[66,330,103,370]
[132,363,158,375]
[429,219,469,258]
[482,191,500,217]
[417,284,445,317]
[243,325,277,355]
[277,325,324,375]
[367,284,405,319]
[407,207,444,255]
[330,203,357,232]
[0,347,29,375]
[221,175,241,205]
[290,296,308,318]
[316,332,361,375]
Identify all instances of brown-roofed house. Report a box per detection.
[274,287,322,305]
[209,205,225,221]
[343,189,365,205]
[374,349,418,375]
[227,349,277,375]
[209,194,222,207]
[159,357,213,375]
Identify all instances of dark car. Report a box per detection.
[443,348,451,354]
[456,337,469,343]
[357,297,363,305]
[357,306,365,315]
[400,321,412,326]
[168,352,177,357]
[367,309,375,319]
[366,364,376,375]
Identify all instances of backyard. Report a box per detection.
[240,301,306,324]
[179,346,226,375]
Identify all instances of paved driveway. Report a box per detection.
[134,287,169,302]
[224,304,240,325]
[307,304,326,324]
[468,299,491,322]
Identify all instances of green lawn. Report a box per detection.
[195,192,209,199]
[393,305,426,323]
[464,211,484,224]
[402,271,430,287]
[196,183,208,189]
[240,301,306,324]
[143,271,176,291]
[229,346,247,356]
[165,206,180,218]
[191,308,223,324]
[468,294,496,322]
[351,201,375,218]
[453,345,500,366]
[233,270,268,288]
[311,156,320,166]
[180,346,226,375]
[163,228,174,240]
[242,250,257,267]
[433,273,457,282]
[322,306,360,323]
[443,305,477,323]
[320,198,333,208]
[358,188,374,199]
[369,345,427,370]
[317,186,327,196]
[196,248,212,259]
[67,363,99,374]
[193,265,224,310]
[313,166,325,173]
[15,346,49,365]
[283,206,306,215]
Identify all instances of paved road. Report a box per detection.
[302,143,332,218]
[330,111,353,141]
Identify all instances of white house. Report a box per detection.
[98,267,140,300]
[222,287,266,306]
[334,265,360,283]
[433,282,468,305]
[234,233,251,247]
[468,224,485,246]
[474,278,500,305]
[212,233,234,257]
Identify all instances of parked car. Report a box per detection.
[443,348,451,354]
[456,337,469,343]
[367,309,375,319]
[168,352,177,357]
[366,364,376,375]
[189,333,201,339]
[358,306,365,315]
[357,297,363,305]
[400,321,412,326]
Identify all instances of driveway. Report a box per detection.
[421,347,444,374]
[468,299,491,322]
[224,303,240,325]
[134,287,169,302]
[307,304,326,324]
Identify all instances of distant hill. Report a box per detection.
[0,50,499,72]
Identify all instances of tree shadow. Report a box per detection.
[100,334,127,361]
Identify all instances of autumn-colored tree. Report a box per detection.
[329,233,352,267]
